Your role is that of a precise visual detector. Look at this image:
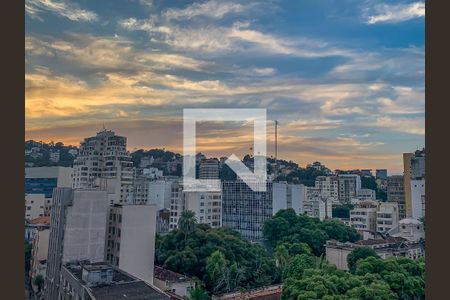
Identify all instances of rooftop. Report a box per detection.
[91,281,170,300]
[28,216,50,226]
[64,262,170,300]
[154,266,191,283]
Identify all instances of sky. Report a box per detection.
[25,0,425,173]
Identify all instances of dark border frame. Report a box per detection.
[1,0,449,298]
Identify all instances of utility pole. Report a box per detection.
[274,120,278,176]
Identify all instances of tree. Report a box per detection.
[347,247,379,272]
[332,203,354,219]
[206,250,228,286]
[34,274,44,292]
[156,225,277,294]
[178,210,197,239]
[274,244,289,269]
[25,240,32,273]
[188,281,209,300]
[282,254,316,280]
[345,282,396,300]
[263,210,360,256]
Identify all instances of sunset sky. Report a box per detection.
[25,0,424,173]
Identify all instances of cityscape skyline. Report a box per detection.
[25,0,424,174]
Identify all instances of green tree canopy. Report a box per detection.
[347,247,379,272]
[263,209,360,255]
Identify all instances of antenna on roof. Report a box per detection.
[102,123,106,131]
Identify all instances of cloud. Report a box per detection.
[25,0,98,22]
[373,116,424,135]
[365,2,425,24]
[163,0,247,20]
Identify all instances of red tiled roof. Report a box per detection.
[28,216,50,225]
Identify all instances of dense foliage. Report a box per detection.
[281,252,424,299]
[25,140,77,167]
[263,209,360,255]
[276,166,328,186]
[347,247,379,272]
[332,203,355,219]
[155,221,277,294]
[361,176,387,201]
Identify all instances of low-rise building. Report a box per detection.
[59,261,170,300]
[153,266,195,298]
[27,217,51,288]
[326,237,425,270]
[387,218,425,242]
[212,284,283,300]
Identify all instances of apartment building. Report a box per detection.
[199,158,220,179]
[411,179,425,219]
[387,175,406,219]
[315,175,338,203]
[169,181,222,230]
[403,149,425,217]
[27,217,50,286]
[349,200,379,234]
[106,204,156,284]
[45,188,109,300]
[72,129,134,205]
[376,202,399,233]
[304,187,332,220]
[338,174,361,203]
[131,167,164,204]
[357,188,376,201]
[25,166,73,220]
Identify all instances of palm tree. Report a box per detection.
[178,210,197,239]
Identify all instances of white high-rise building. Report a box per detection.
[147,179,176,210]
[338,174,361,203]
[72,129,134,205]
[349,200,379,235]
[287,184,306,214]
[376,202,399,233]
[315,176,339,203]
[169,182,222,230]
[45,188,109,300]
[107,204,157,284]
[411,179,425,219]
[304,187,332,220]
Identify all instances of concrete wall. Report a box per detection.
[25,194,46,220]
[119,205,156,285]
[272,183,288,214]
[411,179,425,219]
[325,246,351,270]
[62,190,109,264]
[288,184,306,214]
[148,180,173,210]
